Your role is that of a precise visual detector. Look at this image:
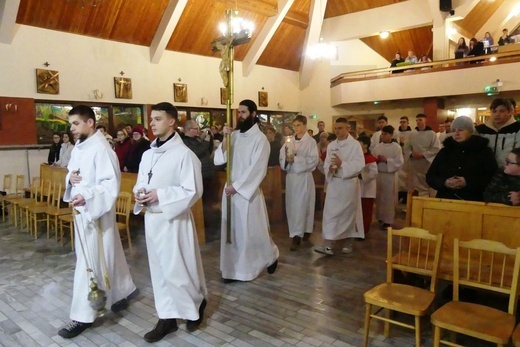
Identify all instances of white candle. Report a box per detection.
[285,137,295,157]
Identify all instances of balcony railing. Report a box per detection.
[330,50,520,88]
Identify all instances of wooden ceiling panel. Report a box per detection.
[455,0,505,38]
[257,22,307,71]
[324,0,406,18]
[167,0,271,60]
[360,26,433,63]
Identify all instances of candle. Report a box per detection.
[285,137,295,157]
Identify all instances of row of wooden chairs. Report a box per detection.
[363,227,520,347]
[1,174,132,251]
[0,174,26,222]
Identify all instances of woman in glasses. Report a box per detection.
[426,116,497,201]
[484,147,520,205]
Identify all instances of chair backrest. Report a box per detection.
[387,227,443,292]
[38,179,52,203]
[50,182,63,208]
[2,174,12,193]
[115,191,132,222]
[14,175,25,196]
[454,238,520,315]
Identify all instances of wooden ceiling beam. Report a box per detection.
[0,0,21,44]
[149,0,188,64]
[300,0,327,89]
[243,0,295,76]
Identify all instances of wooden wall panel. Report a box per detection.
[257,22,307,71]
[325,0,406,18]
[0,97,36,145]
[455,0,505,38]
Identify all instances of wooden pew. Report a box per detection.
[215,166,283,223]
[40,165,205,244]
[407,194,520,280]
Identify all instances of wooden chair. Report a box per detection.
[18,179,49,231]
[8,177,39,228]
[43,183,72,240]
[27,182,58,239]
[59,213,75,251]
[363,227,443,347]
[431,239,520,347]
[116,192,132,249]
[1,174,24,222]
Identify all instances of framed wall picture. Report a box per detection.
[114,77,132,99]
[174,83,188,102]
[36,69,60,94]
[220,87,228,105]
[258,91,268,107]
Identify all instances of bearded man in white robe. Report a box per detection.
[314,118,365,256]
[214,99,279,282]
[372,125,404,230]
[280,115,319,251]
[59,105,137,339]
[134,102,207,343]
[404,113,440,196]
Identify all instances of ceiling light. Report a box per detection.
[489,56,497,62]
[379,31,390,39]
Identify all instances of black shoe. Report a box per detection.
[267,259,278,274]
[290,236,301,251]
[186,299,207,332]
[58,320,92,339]
[111,288,140,313]
[221,278,238,284]
[144,319,178,343]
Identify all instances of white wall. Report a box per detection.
[0,149,48,190]
[0,26,301,111]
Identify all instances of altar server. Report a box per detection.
[134,102,207,343]
[372,125,404,230]
[280,115,320,251]
[59,105,137,339]
[314,117,365,255]
[214,99,279,282]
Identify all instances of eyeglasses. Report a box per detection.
[505,158,520,166]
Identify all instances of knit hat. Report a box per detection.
[451,116,475,134]
[132,125,145,135]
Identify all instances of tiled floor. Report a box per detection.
[0,206,490,347]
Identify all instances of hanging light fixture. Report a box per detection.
[380,31,390,39]
[306,39,337,61]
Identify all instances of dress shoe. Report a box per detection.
[186,299,207,332]
[302,233,311,241]
[290,236,301,251]
[267,259,278,274]
[58,321,92,339]
[144,318,178,343]
[111,287,140,313]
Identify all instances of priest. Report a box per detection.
[214,99,279,282]
[59,105,137,339]
[134,102,207,343]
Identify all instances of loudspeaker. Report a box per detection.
[440,0,452,12]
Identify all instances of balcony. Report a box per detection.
[330,50,520,106]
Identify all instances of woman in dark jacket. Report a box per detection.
[484,148,520,205]
[426,116,497,201]
[114,129,132,171]
[123,125,150,173]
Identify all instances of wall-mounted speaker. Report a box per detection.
[440,0,452,12]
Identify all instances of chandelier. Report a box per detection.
[306,42,337,61]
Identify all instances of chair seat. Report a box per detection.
[512,323,520,347]
[116,222,125,230]
[59,214,74,222]
[364,283,435,316]
[47,207,72,216]
[431,301,515,344]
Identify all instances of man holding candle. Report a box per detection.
[280,115,320,251]
[314,118,365,255]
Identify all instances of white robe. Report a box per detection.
[372,142,404,224]
[322,136,365,240]
[214,124,279,281]
[360,161,378,198]
[279,132,319,238]
[133,133,207,320]
[369,130,399,152]
[64,131,136,323]
[397,128,412,192]
[404,128,440,196]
